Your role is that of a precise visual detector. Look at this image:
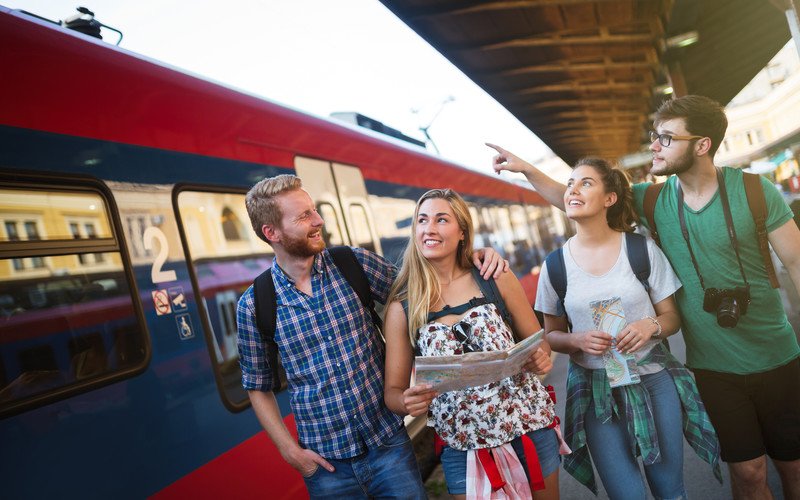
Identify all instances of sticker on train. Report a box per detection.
[176,313,195,340]
[152,289,172,315]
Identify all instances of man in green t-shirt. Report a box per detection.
[488,95,800,499]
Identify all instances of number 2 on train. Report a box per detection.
[144,226,177,284]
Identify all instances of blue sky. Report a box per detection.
[10,0,571,179]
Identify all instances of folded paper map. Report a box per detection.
[414,330,545,393]
[589,297,640,388]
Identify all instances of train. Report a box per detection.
[0,7,571,499]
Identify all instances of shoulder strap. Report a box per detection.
[328,246,383,330]
[625,232,651,293]
[544,248,568,319]
[471,268,512,325]
[252,268,284,391]
[742,173,780,288]
[644,183,665,247]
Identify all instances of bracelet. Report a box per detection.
[646,315,662,338]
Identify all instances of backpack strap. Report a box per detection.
[743,173,780,288]
[252,267,285,391]
[625,232,651,293]
[328,246,384,330]
[643,183,665,247]
[544,248,569,324]
[471,267,512,326]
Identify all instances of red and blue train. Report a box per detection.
[0,7,569,498]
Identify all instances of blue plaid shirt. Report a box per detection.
[237,247,402,459]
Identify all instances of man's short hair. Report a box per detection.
[654,95,728,156]
[245,174,303,244]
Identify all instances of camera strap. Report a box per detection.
[676,168,750,291]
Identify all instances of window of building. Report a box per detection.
[0,186,147,418]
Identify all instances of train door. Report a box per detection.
[294,158,383,255]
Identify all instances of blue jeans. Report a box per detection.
[302,426,426,499]
[584,369,687,500]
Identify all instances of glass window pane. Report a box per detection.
[0,186,146,415]
[318,203,344,246]
[177,191,276,407]
[348,204,375,252]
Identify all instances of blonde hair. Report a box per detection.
[245,174,303,244]
[387,189,475,345]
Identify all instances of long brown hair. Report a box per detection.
[386,189,475,345]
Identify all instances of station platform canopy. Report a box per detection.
[379,0,792,165]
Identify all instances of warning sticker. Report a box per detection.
[152,289,172,316]
[168,286,187,312]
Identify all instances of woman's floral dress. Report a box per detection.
[417,303,554,451]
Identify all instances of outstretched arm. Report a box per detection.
[248,390,335,476]
[487,143,567,211]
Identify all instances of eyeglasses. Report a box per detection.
[649,131,704,147]
[452,320,477,354]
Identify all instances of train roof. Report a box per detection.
[0,7,547,206]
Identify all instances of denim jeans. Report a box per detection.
[440,427,560,495]
[584,369,687,500]
[302,426,426,499]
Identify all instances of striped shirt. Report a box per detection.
[236,247,402,459]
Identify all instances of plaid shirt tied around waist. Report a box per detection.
[563,342,722,494]
[236,247,402,459]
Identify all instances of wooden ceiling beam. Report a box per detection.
[523,98,648,110]
[407,0,622,21]
[454,25,657,52]
[480,58,657,78]
[516,80,651,95]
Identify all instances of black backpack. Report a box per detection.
[543,232,650,331]
[252,246,382,392]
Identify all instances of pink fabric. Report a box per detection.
[466,443,533,499]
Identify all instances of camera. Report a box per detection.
[703,286,750,328]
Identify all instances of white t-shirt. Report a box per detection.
[535,233,681,374]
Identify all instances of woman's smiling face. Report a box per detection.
[564,164,615,221]
[415,197,464,262]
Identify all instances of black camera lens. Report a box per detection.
[716,296,740,328]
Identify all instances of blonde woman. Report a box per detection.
[383,189,561,499]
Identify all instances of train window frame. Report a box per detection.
[173,184,282,413]
[0,174,151,420]
[317,201,345,246]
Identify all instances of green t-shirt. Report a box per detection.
[633,167,799,374]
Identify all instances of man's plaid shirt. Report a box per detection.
[237,247,402,459]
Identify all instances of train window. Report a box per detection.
[176,190,276,409]
[366,194,416,266]
[0,186,146,417]
[348,204,376,253]
[318,202,345,246]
